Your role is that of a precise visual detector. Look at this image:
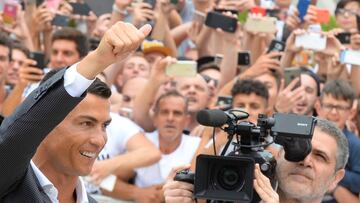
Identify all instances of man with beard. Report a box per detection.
[275,68,321,116]
[162,119,349,203]
[315,80,360,203]
[291,68,321,116]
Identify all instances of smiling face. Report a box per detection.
[276,128,345,202]
[40,94,111,176]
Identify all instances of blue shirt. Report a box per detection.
[340,128,360,194]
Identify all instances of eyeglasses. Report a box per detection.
[335,8,358,17]
[201,74,219,88]
[321,103,351,113]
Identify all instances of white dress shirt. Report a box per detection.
[30,63,94,203]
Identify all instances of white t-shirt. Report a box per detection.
[98,113,142,161]
[134,131,201,188]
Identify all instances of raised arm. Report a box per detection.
[0,22,151,197]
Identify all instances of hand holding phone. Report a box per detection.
[244,16,277,33]
[29,52,46,70]
[205,11,237,33]
[284,67,301,89]
[238,52,251,66]
[297,0,311,22]
[52,14,70,27]
[340,50,360,66]
[3,2,17,25]
[336,32,351,44]
[70,2,92,16]
[166,61,197,77]
[295,33,327,51]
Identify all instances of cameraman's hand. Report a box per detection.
[254,164,279,203]
[163,165,195,203]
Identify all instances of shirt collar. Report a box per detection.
[30,161,89,203]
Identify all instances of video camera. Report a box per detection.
[175,109,317,203]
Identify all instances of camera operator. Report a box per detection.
[163,118,349,203]
[315,80,360,203]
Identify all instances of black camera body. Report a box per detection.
[175,110,316,203]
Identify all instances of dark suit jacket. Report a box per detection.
[0,69,96,202]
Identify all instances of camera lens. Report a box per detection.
[217,166,244,191]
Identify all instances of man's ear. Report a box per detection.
[328,169,345,192]
[314,98,322,115]
[349,99,358,120]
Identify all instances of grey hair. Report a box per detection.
[315,118,349,171]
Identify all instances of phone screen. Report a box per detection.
[284,67,301,89]
[3,3,17,25]
[166,61,197,77]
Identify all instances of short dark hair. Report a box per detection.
[12,41,30,58]
[0,32,12,60]
[231,79,269,105]
[336,0,360,14]
[52,28,89,58]
[321,80,357,104]
[300,67,321,96]
[41,69,111,99]
[154,90,188,114]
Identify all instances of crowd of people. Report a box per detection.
[0,0,359,203]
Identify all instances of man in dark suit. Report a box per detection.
[0,22,152,202]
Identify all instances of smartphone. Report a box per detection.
[284,67,301,89]
[251,6,266,16]
[84,0,113,16]
[3,3,17,25]
[29,52,46,70]
[36,0,45,7]
[193,10,206,24]
[143,0,156,8]
[295,33,327,51]
[340,50,360,66]
[216,96,233,107]
[170,0,178,5]
[297,0,311,22]
[244,17,277,33]
[166,61,197,77]
[336,32,351,44]
[267,40,285,53]
[205,11,238,33]
[70,2,92,16]
[315,8,330,24]
[357,14,360,32]
[238,52,251,66]
[52,14,70,27]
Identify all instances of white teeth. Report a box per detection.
[80,151,96,158]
